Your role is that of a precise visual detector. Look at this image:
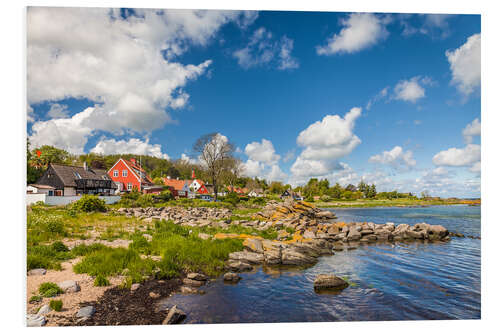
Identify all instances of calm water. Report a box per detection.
[159,205,481,323]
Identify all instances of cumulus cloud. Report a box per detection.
[233,27,299,70]
[180,153,198,164]
[47,103,70,119]
[91,137,170,159]
[462,118,481,144]
[27,7,251,152]
[369,146,416,169]
[393,76,433,103]
[27,105,35,123]
[432,144,480,167]
[316,13,389,55]
[446,33,481,96]
[290,107,362,183]
[242,159,265,178]
[244,139,280,165]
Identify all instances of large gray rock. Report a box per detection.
[57,280,80,293]
[281,248,318,265]
[243,238,264,253]
[347,227,361,241]
[28,268,47,276]
[313,274,349,291]
[316,210,335,219]
[227,260,253,272]
[223,272,241,282]
[27,314,46,327]
[303,230,316,239]
[428,225,449,240]
[228,251,264,264]
[183,278,205,287]
[162,305,186,325]
[37,304,51,315]
[187,272,207,281]
[76,306,95,318]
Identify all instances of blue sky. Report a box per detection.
[27,8,481,197]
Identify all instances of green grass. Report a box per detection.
[29,295,43,303]
[38,282,63,298]
[94,274,110,286]
[49,299,63,311]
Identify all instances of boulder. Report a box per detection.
[227,260,253,272]
[223,272,241,282]
[57,280,80,293]
[428,225,449,240]
[187,272,208,281]
[37,304,51,315]
[243,238,264,253]
[313,274,349,291]
[281,248,318,265]
[228,251,264,264]
[347,227,361,241]
[180,286,197,293]
[130,283,141,291]
[183,278,205,287]
[303,230,316,239]
[277,229,290,240]
[162,305,186,325]
[316,210,335,219]
[27,314,46,327]
[76,306,95,318]
[28,268,46,276]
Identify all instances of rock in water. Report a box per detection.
[57,280,80,293]
[76,306,95,318]
[27,314,46,327]
[183,278,205,287]
[186,272,208,281]
[223,272,241,282]
[313,274,349,291]
[162,305,186,325]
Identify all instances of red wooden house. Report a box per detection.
[108,158,155,193]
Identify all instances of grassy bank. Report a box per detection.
[314,198,480,208]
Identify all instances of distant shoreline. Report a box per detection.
[315,200,480,209]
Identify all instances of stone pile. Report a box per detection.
[116,206,231,226]
[253,200,336,224]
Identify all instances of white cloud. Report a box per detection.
[283,149,295,163]
[469,161,481,173]
[244,139,280,165]
[180,153,198,164]
[233,27,299,70]
[316,13,389,55]
[393,76,433,103]
[369,146,416,169]
[29,107,95,154]
[27,105,35,123]
[462,118,481,144]
[446,33,481,96]
[296,107,362,160]
[242,159,265,178]
[47,103,70,119]
[290,107,362,184]
[400,14,453,38]
[267,164,288,182]
[366,86,389,110]
[432,144,480,167]
[91,137,170,159]
[27,7,250,152]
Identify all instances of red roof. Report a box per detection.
[163,178,187,191]
[123,159,153,184]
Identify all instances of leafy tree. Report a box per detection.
[345,184,357,192]
[366,184,377,198]
[328,183,343,199]
[269,181,287,195]
[193,133,235,202]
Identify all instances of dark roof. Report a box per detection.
[47,164,114,188]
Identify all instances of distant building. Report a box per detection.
[27,184,55,196]
[163,177,190,198]
[107,158,154,193]
[248,188,264,197]
[35,163,116,196]
[280,189,303,201]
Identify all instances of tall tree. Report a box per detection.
[193,133,235,201]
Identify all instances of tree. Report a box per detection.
[269,181,286,195]
[193,133,235,201]
[328,183,343,199]
[345,184,357,192]
[223,157,244,192]
[358,180,368,198]
[366,184,377,198]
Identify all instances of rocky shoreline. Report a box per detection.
[28,200,477,326]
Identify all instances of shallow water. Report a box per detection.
[159,205,481,323]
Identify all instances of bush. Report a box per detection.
[250,197,266,205]
[51,241,69,253]
[223,192,240,206]
[49,299,63,311]
[305,195,314,202]
[94,274,110,286]
[155,190,172,202]
[38,282,63,298]
[136,194,155,207]
[29,295,43,303]
[71,195,106,212]
[320,195,332,202]
[129,234,152,255]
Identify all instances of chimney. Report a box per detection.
[130,158,136,165]
[83,161,88,171]
[176,177,179,180]
[191,169,195,179]
[167,176,171,180]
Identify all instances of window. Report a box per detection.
[113,170,118,177]
[127,183,132,191]
[122,170,128,177]
[73,172,82,179]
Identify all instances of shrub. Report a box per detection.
[129,234,152,255]
[38,282,63,298]
[320,195,332,202]
[224,192,240,206]
[49,299,63,311]
[70,243,108,256]
[71,195,106,212]
[136,194,155,207]
[155,190,172,202]
[305,195,314,202]
[51,241,69,253]
[29,295,43,303]
[94,274,110,286]
[250,197,266,205]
